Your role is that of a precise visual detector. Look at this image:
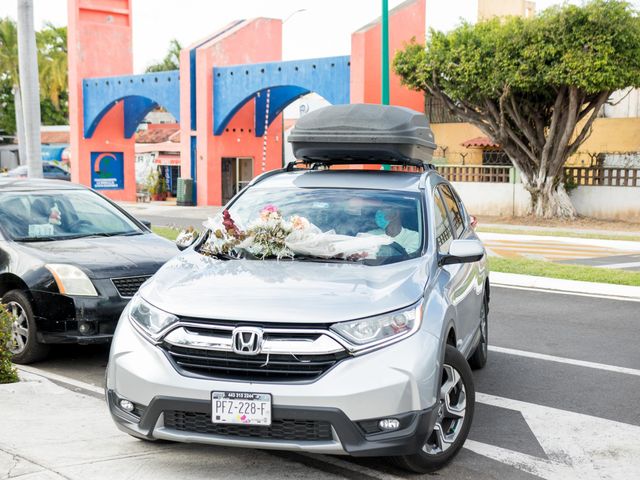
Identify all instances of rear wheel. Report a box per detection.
[468,294,488,370]
[3,290,50,364]
[393,345,475,473]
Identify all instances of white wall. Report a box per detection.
[451,181,640,221]
[451,182,530,217]
[569,186,640,221]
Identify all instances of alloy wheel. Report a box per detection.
[7,301,28,355]
[422,363,467,455]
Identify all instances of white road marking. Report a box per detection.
[489,345,640,377]
[492,283,640,302]
[599,260,640,269]
[17,364,104,395]
[472,393,640,480]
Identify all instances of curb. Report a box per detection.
[489,271,640,302]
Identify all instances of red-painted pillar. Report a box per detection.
[351,0,426,110]
[187,18,283,206]
[67,0,136,201]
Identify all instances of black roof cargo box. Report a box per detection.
[288,104,436,167]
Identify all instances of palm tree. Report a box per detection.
[145,39,182,72]
[0,17,26,163]
[36,23,67,109]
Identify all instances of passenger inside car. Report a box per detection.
[368,208,421,255]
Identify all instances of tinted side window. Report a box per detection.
[439,185,465,238]
[433,190,453,254]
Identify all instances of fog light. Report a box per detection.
[378,418,400,431]
[78,322,93,335]
[119,399,134,412]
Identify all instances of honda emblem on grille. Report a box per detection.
[231,327,263,355]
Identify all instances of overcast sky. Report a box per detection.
[1,0,637,73]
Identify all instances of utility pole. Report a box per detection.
[16,0,43,178]
[381,0,390,105]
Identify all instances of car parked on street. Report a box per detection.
[106,105,489,473]
[2,162,71,181]
[0,178,178,363]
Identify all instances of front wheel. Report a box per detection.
[393,345,475,473]
[3,290,50,364]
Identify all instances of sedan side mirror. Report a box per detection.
[439,239,484,266]
[175,228,200,251]
[140,220,152,229]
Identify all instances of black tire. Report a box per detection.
[468,294,489,370]
[393,345,475,474]
[2,290,50,364]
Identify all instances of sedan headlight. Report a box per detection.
[129,295,178,340]
[330,301,423,352]
[45,264,98,296]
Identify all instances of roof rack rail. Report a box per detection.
[286,159,437,171]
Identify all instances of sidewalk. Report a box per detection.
[0,373,339,480]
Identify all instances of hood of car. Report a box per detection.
[139,250,428,323]
[16,234,178,279]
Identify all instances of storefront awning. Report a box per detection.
[461,136,500,148]
[154,154,181,166]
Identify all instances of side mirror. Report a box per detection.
[175,228,199,251]
[140,220,152,229]
[439,239,484,266]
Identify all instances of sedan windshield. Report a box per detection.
[225,187,424,264]
[0,190,143,241]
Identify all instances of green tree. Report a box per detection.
[394,0,640,218]
[145,38,182,73]
[37,23,67,110]
[0,18,68,138]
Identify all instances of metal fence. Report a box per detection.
[564,166,640,187]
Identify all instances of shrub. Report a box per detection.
[0,304,19,384]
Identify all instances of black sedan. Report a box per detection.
[0,178,178,363]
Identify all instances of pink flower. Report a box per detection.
[262,204,278,213]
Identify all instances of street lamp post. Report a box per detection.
[381,0,390,105]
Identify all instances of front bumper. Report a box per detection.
[31,278,130,344]
[107,316,443,456]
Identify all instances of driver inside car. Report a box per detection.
[369,208,421,255]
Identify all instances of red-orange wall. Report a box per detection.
[68,0,136,201]
[350,0,426,111]
[188,18,284,206]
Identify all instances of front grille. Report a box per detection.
[163,343,348,382]
[111,276,151,297]
[164,410,333,441]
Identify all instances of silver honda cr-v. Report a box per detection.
[106,105,489,473]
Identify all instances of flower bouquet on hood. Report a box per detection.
[238,205,294,259]
[200,210,246,257]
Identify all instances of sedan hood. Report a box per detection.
[16,234,178,279]
[140,250,428,323]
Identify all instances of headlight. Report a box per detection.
[129,295,178,340]
[45,264,98,296]
[330,301,423,351]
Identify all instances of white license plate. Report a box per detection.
[212,391,272,426]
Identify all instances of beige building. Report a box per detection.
[478,0,536,20]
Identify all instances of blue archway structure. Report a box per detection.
[213,56,350,136]
[83,70,181,139]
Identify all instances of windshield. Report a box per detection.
[224,187,424,264]
[0,189,143,242]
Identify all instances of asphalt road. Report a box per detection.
[22,287,640,479]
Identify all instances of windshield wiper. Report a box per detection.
[14,231,142,242]
[292,255,356,264]
[15,236,61,243]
